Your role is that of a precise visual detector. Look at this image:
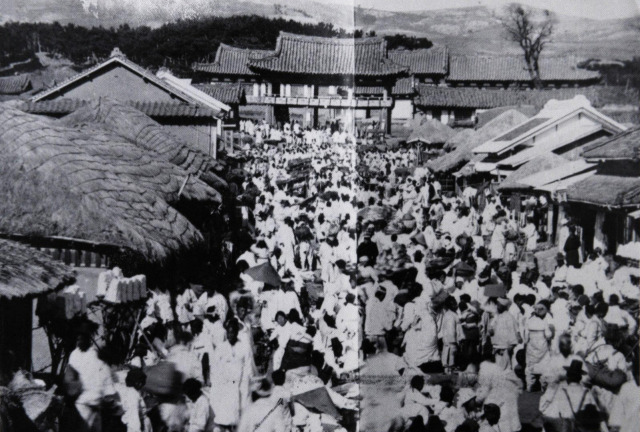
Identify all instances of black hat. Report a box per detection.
[563,359,587,376]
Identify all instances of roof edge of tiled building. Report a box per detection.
[388,46,448,76]
[191,32,599,86]
[248,31,408,77]
[414,85,609,109]
[193,43,273,76]
[447,54,600,83]
[22,99,218,118]
[193,82,246,105]
[0,74,32,95]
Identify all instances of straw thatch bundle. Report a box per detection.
[61,124,222,205]
[428,109,530,174]
[567,174,640,207]
[497,153,568,191]
[0,105,203,262]
[407,119,455,145]
[0,239,75,299]
[443,128,475,152]
[60,99,229,194]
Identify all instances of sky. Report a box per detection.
[352,0,640,19]
[0,0,638,23]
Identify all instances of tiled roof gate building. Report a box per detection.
[195,32,409,133]
[193,31,602,132]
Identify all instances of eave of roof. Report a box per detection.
[193,83,245,105]
[248,32,408,77]
[31,55,199,107]
[193,43,273,76]
[156,70,230,114]
[474,105,627,156]
[0,74,32,95]
[566,174,640,207]
[0,239,76,299]
[447,55,600,83]
[388,46,448,76]
[582,127,640,161]
[22,99,218,118]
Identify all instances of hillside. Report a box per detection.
[1,0,639,61]
[356,6,640,60]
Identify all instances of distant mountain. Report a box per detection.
[1,0,638,60]
[356,6,640,60]
[0,0,354,28]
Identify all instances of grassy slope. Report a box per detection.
[1,1,637,60]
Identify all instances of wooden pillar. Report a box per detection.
[313,107,319,128]
[382,107,391,134]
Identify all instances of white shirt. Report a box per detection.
[187,394,215,432]
[402,315,440,367]
[68,347,116,406]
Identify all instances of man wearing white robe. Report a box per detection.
[210,320,254,429]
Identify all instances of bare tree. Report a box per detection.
[501,4,554,89]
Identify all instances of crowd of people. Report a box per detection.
[59,119,639,432]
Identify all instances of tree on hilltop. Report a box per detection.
[501,3,554,89]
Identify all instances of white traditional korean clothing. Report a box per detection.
[476,361,522,432]
[209,340,254,427]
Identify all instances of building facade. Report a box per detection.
[194,32,602,132]
[26,49,228,157]
[195,33,407,133]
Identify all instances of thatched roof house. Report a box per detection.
[0,104,204,263]
[60,99,229,194]
[582,127,640,161]
[428,109,530,174]
[407,119,455,145]
[567,175,640,208]
[59,123,222,205]
[0,239,75,300]
[443,129,476,152]
[0,239,75,376]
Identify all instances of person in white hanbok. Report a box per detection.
[209,319,255,429]
[489,216,508,260]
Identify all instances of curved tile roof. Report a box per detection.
[0,74,32,95]
[194,83,245,104]
[248,32,407,77]
[414,85,604,109]
[448,55,600,82]
[388,47,448,76]
[194,44,273,76]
